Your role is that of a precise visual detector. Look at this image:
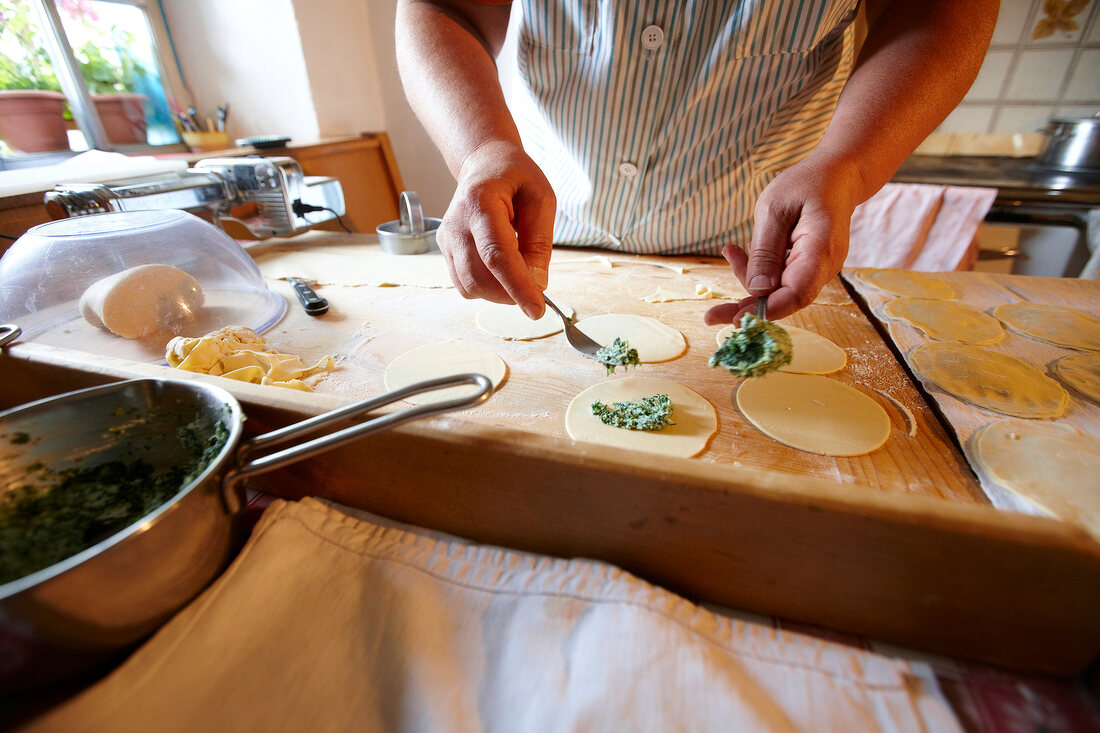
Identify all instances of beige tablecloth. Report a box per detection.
[26,498,960,732]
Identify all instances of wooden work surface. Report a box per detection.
[248,231,985,505]
[5,231,1100,676]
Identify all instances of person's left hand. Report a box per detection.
[704,154,862,325]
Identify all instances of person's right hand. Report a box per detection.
[437,140,556,320]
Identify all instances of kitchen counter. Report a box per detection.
[893,154,1100,208]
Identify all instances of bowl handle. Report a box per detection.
[220,372,492,511]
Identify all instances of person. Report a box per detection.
[395,0,997,324]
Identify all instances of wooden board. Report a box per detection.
[247,232,985,504]
[5,234,1100,675]
[845,269,1100,529]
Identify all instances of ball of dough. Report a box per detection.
[80,264,204,339]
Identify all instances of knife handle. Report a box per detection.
[287,278,329,316]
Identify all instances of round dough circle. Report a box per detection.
[908,342,1067,418]
[883,297,1004,345]
[736,372,891,456]
[476,300,574,341]
[853,268,955,299]
[575,314,686,362]
[384,340,507,405]
[565,376,717,458]
[993,302,1100,351]
[715,323,846,374]
[974,419,1100,539]
[1052,352,1100,403]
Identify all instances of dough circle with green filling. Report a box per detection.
[574,314,686,362]
[715,323,846,374]
[565,376,717,458]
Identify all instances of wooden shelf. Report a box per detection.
[0,132,406,250]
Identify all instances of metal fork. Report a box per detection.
[543,295,604,360]
[755,293,768,320]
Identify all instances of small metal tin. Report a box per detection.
[376,190,441,255]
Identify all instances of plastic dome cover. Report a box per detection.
[0,210,286,363]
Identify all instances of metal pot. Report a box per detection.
[0,371,492,692]
[1037,116,1100,172]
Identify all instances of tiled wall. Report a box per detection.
[938,0,1100,135]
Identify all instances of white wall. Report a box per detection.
[291,0,385,136]
[358,0,453,218]
[932,0,1099,134]
[161,0,454,218]
[160,0,320,143]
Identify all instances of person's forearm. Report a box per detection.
[812,0,998,204]
[395,0,519,177]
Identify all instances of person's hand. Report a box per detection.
[704,155,862,325]
[437,139,556,320]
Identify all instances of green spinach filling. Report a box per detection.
[595,337,642,375]
[710,314,793,378]
[591,393,674,431]
[0,416,230,586]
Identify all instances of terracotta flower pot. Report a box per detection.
[92,93,149,145]
[0,90,69,154]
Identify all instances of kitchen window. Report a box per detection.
[0,0,188,168]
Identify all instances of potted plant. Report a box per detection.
[75,35,150,145]
[0,1,69,153]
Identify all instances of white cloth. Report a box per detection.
[26,498,960,732]
[846,183,998,271]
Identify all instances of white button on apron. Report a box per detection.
[617,161,639,178]
[641,24,665,51]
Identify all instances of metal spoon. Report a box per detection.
[543,295,603,360]
[755,294,768,320]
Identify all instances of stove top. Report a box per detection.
[892,156,1100,207]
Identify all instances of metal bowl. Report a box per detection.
[0,372,492,691]
[376,190,441,255]
[1037,116,1100,173]
[0,378,242,692]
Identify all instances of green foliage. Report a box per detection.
[0,416,229,585]
[0,1,61,91]
[596,337,642,376]
[710,313,793,378]
[74,33,147,94]
[0,1,148,94]
[591,394,674,431]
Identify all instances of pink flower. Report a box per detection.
[57,0,100,22]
